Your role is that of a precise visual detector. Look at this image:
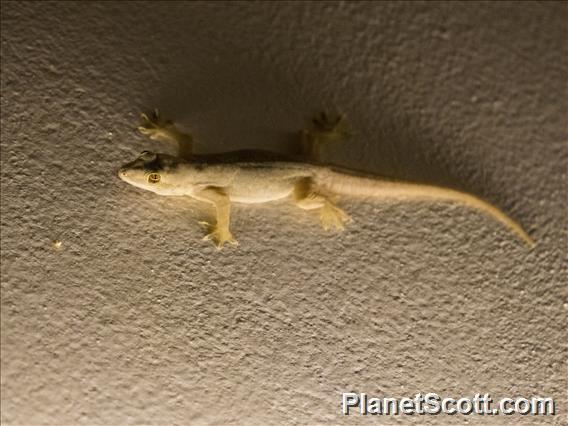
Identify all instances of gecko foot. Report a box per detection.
[300,111,349,161]
[138,109,176,141]
[138,109,194,158]
[200,222,239,249]
[319,202,351,231]
[311,111,348,135]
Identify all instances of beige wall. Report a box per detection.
[1,2,566,424]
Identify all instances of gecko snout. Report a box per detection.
[118,168,128,179]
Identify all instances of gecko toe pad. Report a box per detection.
[202,226,239,249]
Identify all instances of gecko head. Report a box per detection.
[118,151,183,195]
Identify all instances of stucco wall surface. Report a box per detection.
[1,1,566,425]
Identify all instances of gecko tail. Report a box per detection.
[317,169,535,248]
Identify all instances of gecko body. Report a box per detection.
[118,111,534,249]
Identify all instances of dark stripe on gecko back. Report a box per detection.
[185,149,294,164]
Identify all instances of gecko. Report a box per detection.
[118,110,535,249]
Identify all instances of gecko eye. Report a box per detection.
[147,173,161,184]
[139,151,157,161]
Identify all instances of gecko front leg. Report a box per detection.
[191,187,238,249]
[138,109,194,159]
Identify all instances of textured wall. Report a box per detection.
[1,2,566,425]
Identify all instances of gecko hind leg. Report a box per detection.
[293,178,351,230]
[138,109,194,159]
[299,111,349,161]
